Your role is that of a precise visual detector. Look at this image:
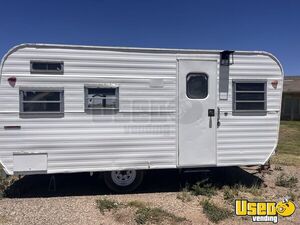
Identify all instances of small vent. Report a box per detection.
[30,61,64,74]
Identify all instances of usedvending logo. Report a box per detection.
[235,199,296,223]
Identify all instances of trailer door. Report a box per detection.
[178,59,217,166]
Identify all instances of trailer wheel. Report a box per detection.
[104,170,143,193]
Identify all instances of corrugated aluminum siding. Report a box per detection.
[0,45,283,174]
[0,47,179,174]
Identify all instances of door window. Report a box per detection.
[186,73,208,99]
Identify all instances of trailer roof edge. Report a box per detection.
[0,43,283,75]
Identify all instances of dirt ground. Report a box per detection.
[0,162,299,225]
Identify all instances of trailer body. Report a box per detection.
[0,44,283,176]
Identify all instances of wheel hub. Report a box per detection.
[111,170,137,186]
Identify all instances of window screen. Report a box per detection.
[30,61,64,74]
[20,90,64,115]
[233,81,266,115]
[186,73,208,99]
[85,87,119,111]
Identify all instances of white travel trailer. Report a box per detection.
[0,44,283,192]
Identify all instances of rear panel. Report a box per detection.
[216,53,283,166]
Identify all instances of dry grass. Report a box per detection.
[277,121,300,155]
[275,173,298,188]
[135,207,186,225]
[177,187,192,202]
[0,174,8,198]
[236,183,262,196]
[0,167,20,198]
[223,185,239,201]
[270,121,300,166]
[191,180,216,197]
[95,198,187,224]
[271,153,300,166]
[200,199,232,223]
[128,200,187,225]
[127,200,147,209]
[96,199,122,214]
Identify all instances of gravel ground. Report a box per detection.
[0,166,299,225]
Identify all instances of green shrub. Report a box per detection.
[237,183,262,196]
[96,199,121,214]
[127,200,147,209]
[0,170,21,198]
[95,199,187,224]
[191,182,216,197]
[177,187,192,202]
[200,199,232,223]
[135,207,185,225]
[223,185,238,201]
[0,176,9,198]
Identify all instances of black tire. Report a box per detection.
[103,170,144,193]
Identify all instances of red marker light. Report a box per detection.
[8,76,17,87]
[271,80,278,89]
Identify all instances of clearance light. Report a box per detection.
[271,80,278,89]
[8,76,17,87]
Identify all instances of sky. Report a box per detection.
[0,0,299,75]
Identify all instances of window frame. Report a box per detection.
[186,73,209,99]
[30,61,64,74]
[232,80,267,116]
[19,88,64,118]
[84,85,119,113]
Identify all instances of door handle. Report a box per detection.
[217,107,221,128]
[208,109,215,117]
[208,109,215,128]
